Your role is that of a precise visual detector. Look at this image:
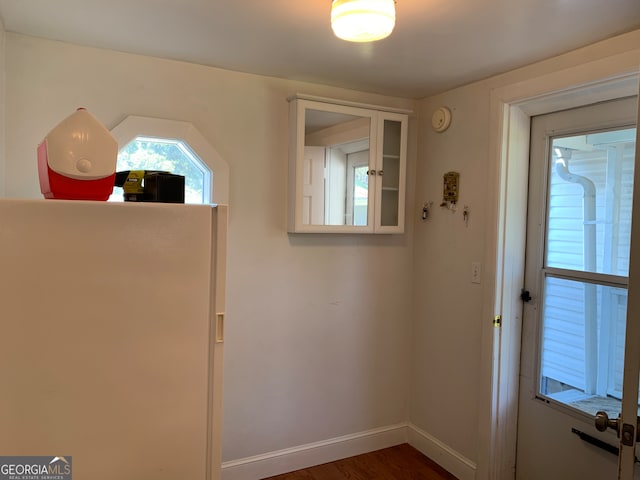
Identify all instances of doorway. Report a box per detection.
[480,65,640,480]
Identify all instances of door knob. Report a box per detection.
[595,411,640,445]
[595,411,620,434]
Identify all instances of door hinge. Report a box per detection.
[520,289,532,302]
[493,315,502,328]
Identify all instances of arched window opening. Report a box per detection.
[110,136,211,204]
[109,116,229,205]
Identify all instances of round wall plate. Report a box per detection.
[431,107,452,132]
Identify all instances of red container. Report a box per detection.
[37,108,117,200]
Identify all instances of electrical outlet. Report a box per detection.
[471,262,481,284]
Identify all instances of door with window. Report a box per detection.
[516,96,639,479]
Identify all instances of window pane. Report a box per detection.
[540,276,628,416]
[110,137,211,204]
[380,119,401,227]
[546,128,636,275]
[539,125,637,418]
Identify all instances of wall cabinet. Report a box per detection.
[288,95,409,234]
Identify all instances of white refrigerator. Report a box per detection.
[0,199,227,480]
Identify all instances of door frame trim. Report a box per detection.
[477,46,640,479]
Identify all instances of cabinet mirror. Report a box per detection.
[304,108,371,227]
[288,96,408,234]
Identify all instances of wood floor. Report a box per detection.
[262,443,459,480]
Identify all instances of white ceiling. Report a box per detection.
[0,0,639,99]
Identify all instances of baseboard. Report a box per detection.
[221,423,408,480]
[407,423,477,480]
[221,422,476,480]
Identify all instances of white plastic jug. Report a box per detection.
[37,108,117,200]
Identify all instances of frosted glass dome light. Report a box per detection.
[331,0,396,43]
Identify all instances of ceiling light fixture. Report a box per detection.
[331,0,396,43]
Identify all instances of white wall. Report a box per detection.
[3,33,416,470]
[411,29,640,475]
[6,24,640,480]
[410,80,489,463]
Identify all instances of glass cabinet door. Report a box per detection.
[375,113,407,233]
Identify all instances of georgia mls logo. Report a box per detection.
[0,456,72,480]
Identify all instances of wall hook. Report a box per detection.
[421,201,433,221]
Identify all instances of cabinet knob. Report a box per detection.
[368,170,377,176]
[378,170,384,176]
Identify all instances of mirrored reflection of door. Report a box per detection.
[302,146,325,225]
[303,109,371,227]
[516,97,638,479]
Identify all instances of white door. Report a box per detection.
[516,96,639,479]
